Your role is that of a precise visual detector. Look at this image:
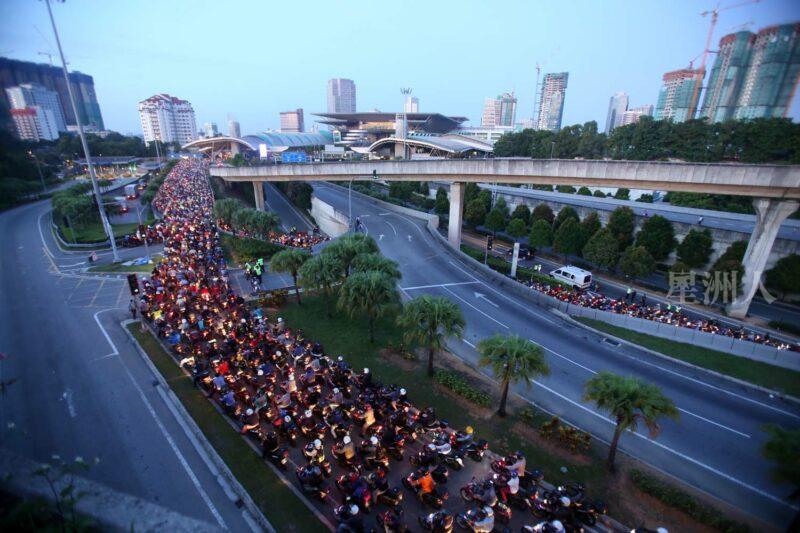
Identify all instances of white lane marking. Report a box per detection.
[463,339,476,348]
[384,220,398,236]
[538,343,750,438]
[379,234,385,241]
[37,211,56,260]
[62,389,76,418]
[117,358,228,529]
[407,235,412,242]
[378,213,391,216]
[401,281,480,291]
[59,261,86,268]
[93,309,120,358]
[441,286,509,329]
[531,378,793,509]
[474,292,499,308]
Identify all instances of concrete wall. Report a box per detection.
[310,195,349,238]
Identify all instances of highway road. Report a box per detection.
[311,182,800,529]
[0,200,256,531]
[260,181,314,233]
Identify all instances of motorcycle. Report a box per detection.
[455,506,494,532]
[459,478,498,507]
[376,507,407,533]
[460,438,489,462]
[418,510,454,532]
[402,470,449,509]
[336,472,373,513]
[295,467,330,501]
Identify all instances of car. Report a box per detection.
[549,265,592,290]
[505,243,533,260]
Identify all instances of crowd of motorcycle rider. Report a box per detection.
[137,159,667,533]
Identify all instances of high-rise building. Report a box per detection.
[5,83,67,132]
[203,122,218,138]
[0,57,104,130]
[228,119,241,138]
[620,105,654,126]
[604,92,629,133]
[327,78,356,113]
[481,92,517,127]
[10,106,59,141]
[700,31,753,122]
[280,108,305,132]
[404,95,419,113]
[654,68,703,122]
[734,23,800,120]
[536,73,569,131]
[137,93,197,146]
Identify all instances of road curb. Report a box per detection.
[120,319,275,533]
[121,319,335,531]
[552,310,800,406]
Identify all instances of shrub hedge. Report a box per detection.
[221,234,283,264]
[433,369,491,407]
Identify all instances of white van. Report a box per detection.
[549,265,593,290]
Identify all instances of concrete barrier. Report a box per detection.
[310,195,349,237]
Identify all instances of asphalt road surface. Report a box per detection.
[311,182,800,529]
[0,200,256,531]
[260,181,314,233]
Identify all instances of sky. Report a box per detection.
[2,0,799,135]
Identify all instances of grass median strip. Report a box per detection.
[575,316,800,397]
[126,324,323,533]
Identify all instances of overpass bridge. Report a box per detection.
[210,158,800,318]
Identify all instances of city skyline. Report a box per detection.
[2,0,799,136]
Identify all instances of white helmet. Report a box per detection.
[370,436,378,445]
[343,435,351,444]
[314,439,322,449]
[305,410,312,418]
[257,369,264,376]
[289,374,295,380]
[337,356,343,362]
[245,409,253,416]
[551,520,565,533]
[333,387,340,394]
[399,388,406,395]
[349,504,359,516]
[656,529,669,533]
[559,496,571,507]
[363,368,369,374]
[284,415,291,423]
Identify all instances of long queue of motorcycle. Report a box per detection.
[139,160,649,533]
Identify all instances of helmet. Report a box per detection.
[551,520,565,533]
[350,504,359,516]
[245,408,254,416]
[343,435,352,444]
[284,415,291,423]
[427,444,436,452]
[559,496,571,507]
[276,350,282,356]
[370,436,378,445]
[305,410,312,418]
[465,426,474,434]
[314,439,322,449]
[288,374,295,380]
[363,368,369,374]
[399,388,406,395]
[656,529,669,533]
[337,356,343,362]
[333,388,340,394]
[257,369,264,376]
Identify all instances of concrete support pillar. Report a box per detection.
[726,198,798,318]
[253,181,265,211]
[448,182,465,249]
[230,142,240,155]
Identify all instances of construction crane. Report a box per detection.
[691,0,761,118]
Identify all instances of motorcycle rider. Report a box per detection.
[298,462,323,489]
[507,450,526,477]
[334,435,357,462]
[360,435,380,461]
[240,408,260,434]
[337,504,364,533]
[261,431,280,459]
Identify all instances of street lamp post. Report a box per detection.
[28,150,46,194]
[348,178,353,231]
[135,204,151,260]
[44,0,119,262]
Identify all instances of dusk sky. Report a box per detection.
[3,0,799,135]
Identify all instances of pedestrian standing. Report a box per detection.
[129,298,137,320]
[626,286,632,302]
[641,293,647,306]
[631,289,638,302]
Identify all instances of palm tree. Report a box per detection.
[762,424,800,530]
[270,249,311,304]
[322,233,379,276]
[299,254,344,317]
[351,252,402,280]
[583,371,678,471]
[397,295,465,376]
[338,271,397,342]
[477,334,549,417]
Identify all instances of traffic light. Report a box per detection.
[372,169,378,180]
[127,274,140,296]
[487,235,494,251]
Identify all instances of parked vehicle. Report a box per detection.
[549,265,592,290]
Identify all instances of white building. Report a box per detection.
[327,78,356,113]
[203,122,218,138]
[228,119,241,138]
[454,126,514,145]
[10,106,59,141]
[620,104,654,126]
[404,95,419,113]
[5,83,67,132]
[536,73,569,131]
[280,108,305,132]
[604,92,628,133]
[481,92,517,127]
[138,93,197,146]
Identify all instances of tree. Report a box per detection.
[351,252,401,280]
[478,190,493,212]
[766,254,800,299]
[299,254,344,317]
[583,372,678,471]
[670,260,689,274]
[464,198,487,228]
[464,182,480,204]
[593,190,607,198]
[529,220,554,250]
[553,206,579,230]
[677,229,713,268]
[577,186,592,196]
[636,215,676,261]
[494,197,510,219]
[485,208,506,234]
[397,295,465,376]
[506,218,528,241]
[251,210,280,238]
[322,233,379,276]
[531,203,555,226]
[510,204,531,226]
[614,188,630,200]
[477,334,549,417]
[762,424,800,530]
[607,207,635,250]
[270,249,311,304]
[619,245,656,279]
[578,211,601,252]
[556,185,576,194]
[213,199,241,228]
[553,218,583,258]
[636,194,654,203]
[338,271,397,342]
[583,228,619,269]
[434,187,449,215]
[232,208,257,233]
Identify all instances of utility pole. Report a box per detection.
[45,0,119,262]
[28,150,47,194]
[532,63,541,128]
